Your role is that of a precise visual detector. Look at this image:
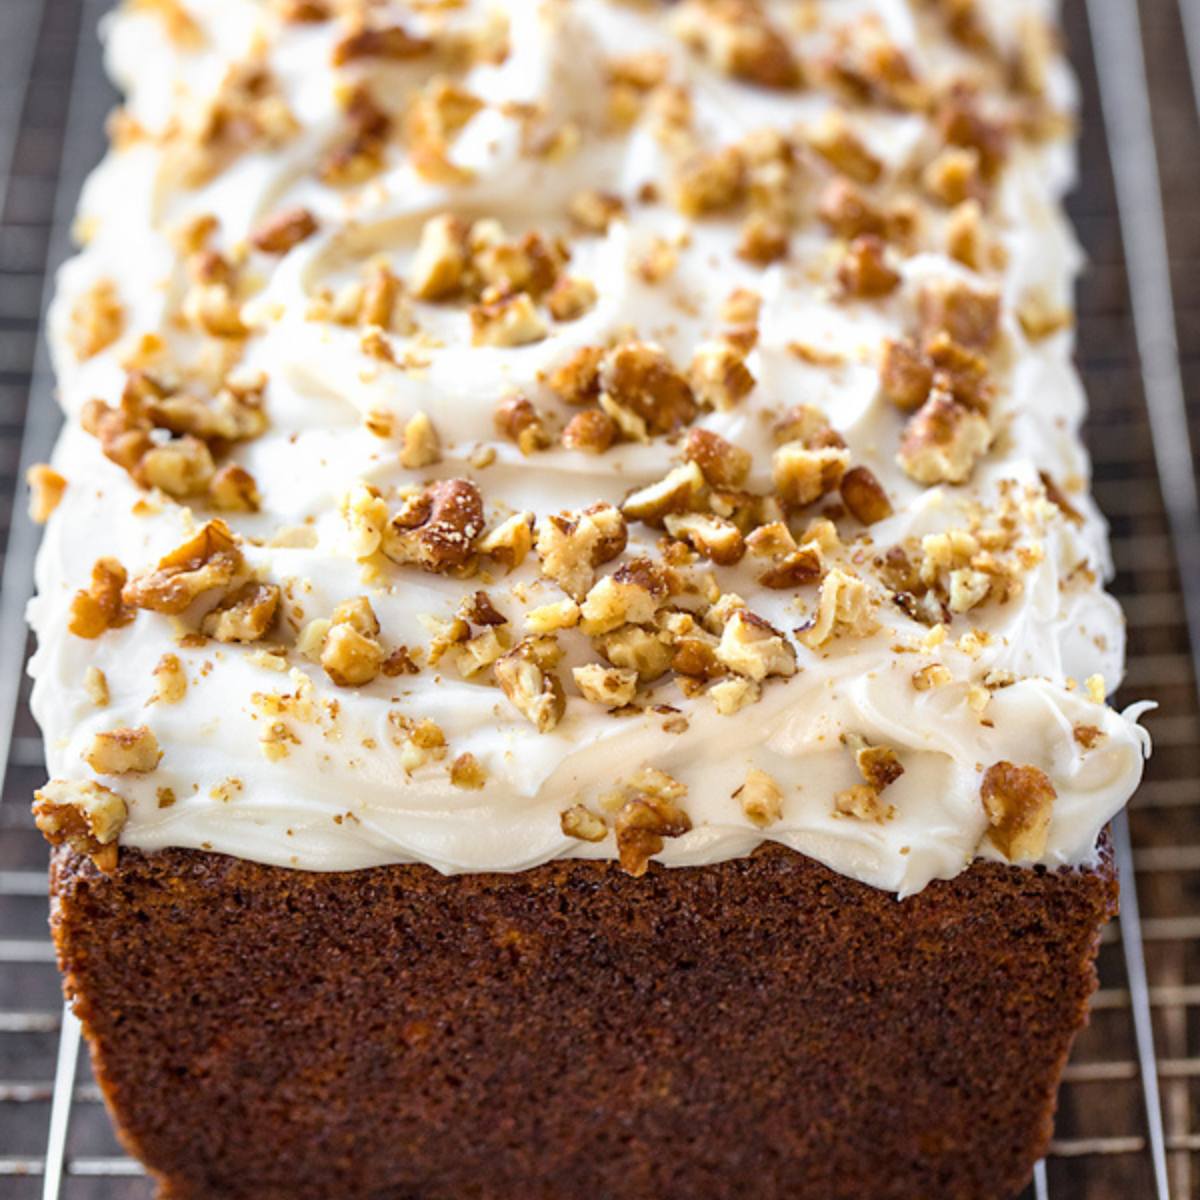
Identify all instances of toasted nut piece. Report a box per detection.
[912,662,952,690]
[472,229,567,299]
[68,278,125,360]
[918,279,1000,349]
[470,290,548,347]
[252,207,318,254]
[545,276,598,322]
[664,512,745,565]
[672,0,800,89]
[27,464,67,523]
[817,178,886,240]
[878,339,933,412]
[683,428,751,489]
[981,761,1056,860]
[561,803,607,842]
[773,442,850,508]
[937,92,1007,179]
[671,146,746,216]
[332,22,431,65]
[615,792,692,877]
[897,391,991,485]
[138,436,215,498]
[847,737,904,790]
[124,521,244,615]
[922,146,982,206]
[597,624,674,682]
[208,463,260,513]
[758,546,822,589]
[33,779,128,872]
[478,511,534,571]
[152,653,188,704]
[670,625,725,680]
[734,767,783,827]
[925,331,991,411]
[580,558,671,636]
[561,409,616,454]
[385,478,484,573]
[689,340,756,411]
[710,675,760,714]
[568,189,626,232]
[805,110,881,184]
[601,341,697,436]
[840,465,893,524]
[399,410,442,469]
[736,213,789,266]
[536,503,627,598]
[547,345,604,406]
[84,726,162,775]
[833,784,893,823]
[573,663,638,708]
[494,636,566,733]
[410,214,469,300]
[835,234,900,298]
[84,666,109,707]
[746,521,796,559]
[494,394,550,455]
[321,605,386,687]
[772,403,843,448]
[201,581,280,643]
[716,609,797,680]
[799,567,879,648]
[526,599,580,634]
[448,753,487,790]
[622,461,706,527]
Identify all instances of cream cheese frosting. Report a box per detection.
[28,0,1149,895]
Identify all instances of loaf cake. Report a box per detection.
[27,1,1150,1197]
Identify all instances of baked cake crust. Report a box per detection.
[51,840,1117,1200]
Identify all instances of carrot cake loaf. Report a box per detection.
[27,1,1150,1197]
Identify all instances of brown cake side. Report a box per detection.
[49,840,1117,1200]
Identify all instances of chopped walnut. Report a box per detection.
[561,409,616,455]
[494,636,566,733]
[835,235,900,298]
[494,394,550,455]
[84,725,162,775]
[665,512,746,566]
[573,663,638,708]
[478,511,534,571]
[805,110,881,184]
[736,213,789,266]
[716,609,797,680]
[672,0,800,89]
[124,520,245,614]
[844,735,904,791]
[332,22,430,66]
[201,581,280,643]
[68,278,124,360]
[734,767,783,827]
[321,85,392,184]
[469,290,547,347]
[84,666,109,707]
[397,410,441,470]
[68,557,132,639]
[709,675,760,715]
[33,779,128,872]
[547,346,605,406]
[671,145,747,218]
[840,466,893,525]
[922,147,982,207]
[683,428,751,489]
[918,279,1000,350]
[405,79,483,184]
[879,339,933,413]
[580,558,671,636]
[597,624,674,682]
[410,214,470,300]
[689,340,755,410]
[561,803,607,842]
[912,663,952,691]
[758,546,822,590]
[622,462,705,527]
[773,442,850,509]
[817,178,885,240]
[615,789,692,877]
[980,761,1056,860]
[384,478,484,573]
[601,342,697,437]
[209,463,261,512]
[833,784,893,823]
[321,596,386,686]
[449,753,487,790]
[536,503,627,598]
[800,567,880,649]
[897,391,991,485]
[138,436,216,499]
[568,189,626,233]
[152,653,188,703]
[251,207,318,254]
[26,464,66,524]
[545,276,598,322]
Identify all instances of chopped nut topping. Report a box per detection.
[561,409,616,455]
[835,235,900,299]
[716,609,797,680]
[614,789,692,877]
[833,784,894,823]
[332,22,430,66]
[980,761,1056,860]
[547,345,605,406]
[470,290,548,347]
[664,512,746,565]
[912,663,953,691]
[494,394,550,455]
[573,663,638,708]
[536,503,627,598]
[84,726,162,775]
[68,278,124,360]
[580,558,671,635]
[672,0,800,90]
[918,279,1001,350]
[209,463,261,512]
[201,581,280,643]
[568,189,626,232]
[69,558,133,638]
[601,341,697,437]
[449,753,487,790]
[709,675,760,715]
[494,636,566,733]
[622,462,705,527]
[683,428,751,489]
[844,735,904,791]
[734,767,783,827]
[597,623,674,683]
[545,276,598,322]
[799,567,880,649]
[773,442,850,509]
[897,391,991,485]
[879,339,934,412]
[805,110,881,184]
[758,546,822,590]
[84,666,109,707]
[152,653,188,703]
[251,206,318,254]
[398,410,442,469]
[26,464,66,524]
[840,466,893,525]
[321,596,386,686]
[478,511,534,572]
[689,340,755,410]
[124,520,245,614]
[561,803,607,842]
[384,478,484,573]
[33,779,128,872]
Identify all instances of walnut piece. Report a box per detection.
[800,567,880,649]
[84,726,162,775]
[321,596,386,686]
[601,342,697,438]
[399,411,442,469]
[734,767,783,827]
[27,464,67,524]
[897,392,991,485]
[201,581,280,643]
[70,558,129,638]
[684,428,751,488]
[33,779,128,872]
[840,466,893,525]
[384,478,484,573]
[251,207,318,254]
[773,442,850,508]
[573,663,638,708]
[478,511,534,571]
[716,609,797,680]
[68,278,124,360]
[580,558,671,636]
[494,636,566,733]
[614,791,692,877]
[664,512,746,565]
[536,503,627,598]
[833,784,893,823]
[981,761,1056,860]
[560,803,608,843]
[124,520,245,614]
[672,0,800,90]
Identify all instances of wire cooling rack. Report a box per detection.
[0,1,1198,1197]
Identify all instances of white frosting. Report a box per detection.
[28,0,1149,895]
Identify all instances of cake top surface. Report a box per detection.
[28,0,1149,894]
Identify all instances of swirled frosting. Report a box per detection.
[28,0,1149,895]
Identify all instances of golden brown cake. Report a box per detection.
[27,1,1150,1196]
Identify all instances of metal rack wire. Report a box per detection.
[0,0,1197,1196]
